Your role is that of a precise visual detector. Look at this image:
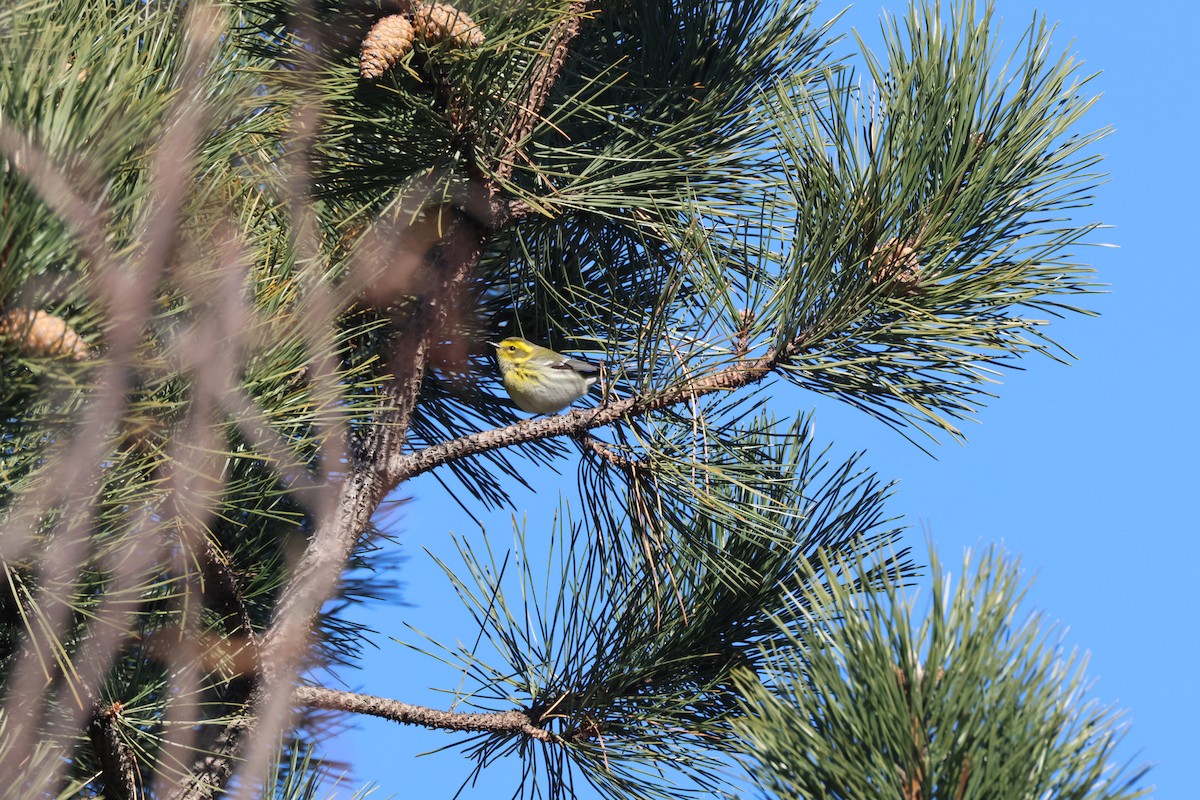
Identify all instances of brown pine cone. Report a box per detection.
[0,308,90,360]
[360,14,417,79]
[412,2,485,49]
[869,238,923,297]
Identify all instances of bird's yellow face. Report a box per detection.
[493,337,536,374]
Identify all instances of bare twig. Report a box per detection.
[294,686,556,743]
[576,435,647,474]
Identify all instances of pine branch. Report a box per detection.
[409,453,907,799]
[0,6,235,791]
[87,701,140,800]
[1,2,1119,796]
[576,435,645,475]
[731,545,1150,800]
[496,1,594,173]
[201,538,256,639]
[293,686,556,742]
[458,2,595,229]
[388,335,801,484]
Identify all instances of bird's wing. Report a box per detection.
[556,356,601,375]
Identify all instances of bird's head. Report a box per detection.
[491,337,536,370]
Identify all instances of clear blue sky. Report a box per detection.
[324,2,1199,797]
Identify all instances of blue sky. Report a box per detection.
[324,1,1199,797]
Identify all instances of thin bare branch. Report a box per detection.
[294,686,556,743]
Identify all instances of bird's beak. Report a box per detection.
[487,341,499,349]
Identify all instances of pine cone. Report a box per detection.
[412,2,485,49]
[0,308,90,360]
[360,14,417,79]
[869,238,923,297]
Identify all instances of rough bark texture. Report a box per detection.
[294,686,556,742]
[88,702,140,800]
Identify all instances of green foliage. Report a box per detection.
[740,1,1110,442]
[408,415,909,799]
[268,740,380,800]
[733,545,1150,800]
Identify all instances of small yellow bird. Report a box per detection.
[491,336,601,414]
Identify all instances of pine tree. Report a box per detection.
[0,0,1147,798]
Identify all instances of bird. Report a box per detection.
[491,336,601,414]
